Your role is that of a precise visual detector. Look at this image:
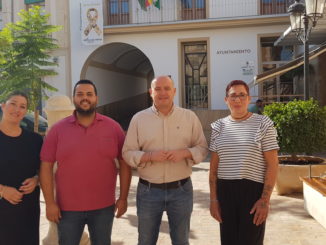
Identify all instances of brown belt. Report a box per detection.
[139,177,190,190]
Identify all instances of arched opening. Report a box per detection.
[81,42,154,130]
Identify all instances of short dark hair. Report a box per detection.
[256,99,263,103]
[73,79,97,96]
[4,91,29,106]
[225,80,249,96]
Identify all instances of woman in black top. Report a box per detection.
[0,91,43,245]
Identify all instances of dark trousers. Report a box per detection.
[217,179,265,245]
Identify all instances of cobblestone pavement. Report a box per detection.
[40,162,326,245]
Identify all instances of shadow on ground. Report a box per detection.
[118,214,197,239]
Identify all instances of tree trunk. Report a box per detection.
[34,109,39,133]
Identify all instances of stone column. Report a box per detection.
[42,95,90,245]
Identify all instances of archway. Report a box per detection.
[81,42,154,129]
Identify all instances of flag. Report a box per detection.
[138,0,147,11]
[138,0,160,11]
[146,0,152,7]
[153,0,160,9]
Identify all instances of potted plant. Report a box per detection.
[263,99,326,195]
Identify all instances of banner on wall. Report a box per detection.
[81,0,103,46]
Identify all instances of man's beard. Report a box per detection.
[74,100,97,116]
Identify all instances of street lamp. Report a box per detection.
[306,0,326,23]
[288,0,326,100]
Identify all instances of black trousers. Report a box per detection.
[217,179,265,245]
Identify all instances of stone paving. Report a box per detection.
[40,162,326,245]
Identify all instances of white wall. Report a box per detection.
[209,0,258,18]
[210,28,258,109]
[45,56,67,98]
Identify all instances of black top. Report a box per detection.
[0,128,43,245]
[0,129,42,188]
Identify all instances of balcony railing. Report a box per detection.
[106,0,292,26]
[260,0,292,15]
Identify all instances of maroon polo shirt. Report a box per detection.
[41,112,125,211]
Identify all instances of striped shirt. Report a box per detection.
[209,113,279,183]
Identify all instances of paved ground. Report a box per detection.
[40,162,326,245]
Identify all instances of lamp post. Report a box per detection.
[288,0,326,100]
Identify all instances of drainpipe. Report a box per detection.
[11,0,14,22]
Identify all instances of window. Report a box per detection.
[260,0,291,15]
[260,37,300,103]
[181,0,206,20]
[108,0,129,25]
[182,42,208,109]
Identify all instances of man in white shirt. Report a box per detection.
[123,76,207,245]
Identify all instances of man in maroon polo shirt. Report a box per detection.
[40,79,131,245]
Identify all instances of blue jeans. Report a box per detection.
[137,178,193,245]
[58,205,115,245]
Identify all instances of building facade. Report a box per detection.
[1,0,299,129]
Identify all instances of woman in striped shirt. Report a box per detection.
[209,80,279,245]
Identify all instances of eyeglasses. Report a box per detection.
[227,93,248,101]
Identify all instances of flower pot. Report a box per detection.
[276,156,326,195]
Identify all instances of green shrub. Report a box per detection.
[263,99,326,156]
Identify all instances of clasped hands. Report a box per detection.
[2,177,38,205]
[149,149,189,163]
